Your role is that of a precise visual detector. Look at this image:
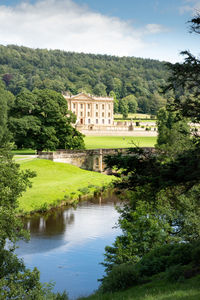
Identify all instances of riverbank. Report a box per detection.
[18,159,115,214]
[78,275,200,300]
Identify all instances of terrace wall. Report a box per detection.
[38,148,154,174]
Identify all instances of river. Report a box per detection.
[16,192,122,299]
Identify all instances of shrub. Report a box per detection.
[100,263,139,293]
[192,245,200,264]
[78,187,90,195]
[165,264,185,282]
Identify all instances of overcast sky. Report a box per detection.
[1,0,199,62]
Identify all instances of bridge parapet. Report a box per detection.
[38,148,155,173]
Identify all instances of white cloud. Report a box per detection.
[179,0,200,14]
[145,23,168,34]
[0,0,168,58]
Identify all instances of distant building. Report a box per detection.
[63,92,114,127]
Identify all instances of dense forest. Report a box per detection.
[0,45,169,115]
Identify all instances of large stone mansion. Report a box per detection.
[63,92,158,136]
[63,92,114,129]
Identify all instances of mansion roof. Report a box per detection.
[63,92,114,102]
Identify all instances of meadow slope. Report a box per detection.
[18,159,114,213]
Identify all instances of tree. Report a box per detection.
[0,81,14,145]
[119,99,129,119]
[0,146,69,299]
[123,94,138,113]
[101,14,200,275]
[148,92,166,115]
[156,107,192,158]
[137,96,150,113]
[164,15,200,123]
[9,89,85,151]
[109,90,119,113]
[93,82,107,96]
[2,73,13,86]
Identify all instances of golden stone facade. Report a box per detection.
[63,92,114,127]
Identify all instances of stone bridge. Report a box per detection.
[38,148,154,174]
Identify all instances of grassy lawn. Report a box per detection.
[18,159,114,214]
[78,276,200,300]
[115,119,156,123]
[12,148,36,155]
[114,113,156,120]
[84,136,157,149]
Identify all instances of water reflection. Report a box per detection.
[16,192,121,299]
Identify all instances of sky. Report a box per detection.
[0,0,199,62]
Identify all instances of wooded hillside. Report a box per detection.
[0,45,169,114]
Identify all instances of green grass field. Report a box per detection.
[12,136,157,154]
[78,276,200,300]
[114,113,156,120]
[84,136,157,149]
[12,149,36,155]
[114,119,156,123]
[18,159,114,214]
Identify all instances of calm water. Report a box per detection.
[16,192,121,299]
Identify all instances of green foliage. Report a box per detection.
[0,80,14,145]
[156,107,192,158]
[0,146,69,299]
[100,241,200,293]
[0,45,169,114]
[8,88,85,151]
[78,187,90,195]
[100,263,139,293]
[165,265,185,282]
[101,15,200,295]
[109,91,119,113]
[78,275,200,300]
[119,99,129,119]
[127,95,138,113]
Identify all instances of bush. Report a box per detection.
[78,187,90,195]
[191,245,200,264]
[165,264,185,282]
[100,242,200,294]
[100,263,139,293]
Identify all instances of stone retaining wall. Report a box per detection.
[38,148,154,173]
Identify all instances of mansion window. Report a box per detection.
[108,119,111,124]
[73,103,76,109]
[102,104,104,109]
[102,112,104,117]
[96,119,98,124]
[102,119,104,124]
[108,104,111,110]
[88,104,90,109]
[88,119,91,124]
[80,112,83,117]
[96,104,98,109]
[96,112,98,117]
[108,112,111,117]
[80,104,83,109]
[87,111,90,117]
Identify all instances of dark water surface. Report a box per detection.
[16,192,121,299]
